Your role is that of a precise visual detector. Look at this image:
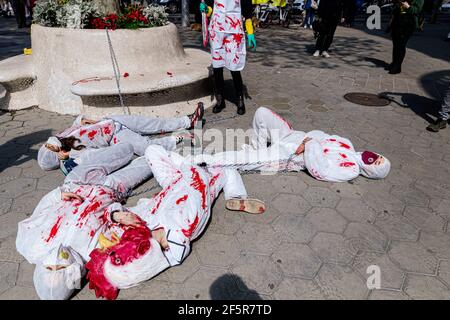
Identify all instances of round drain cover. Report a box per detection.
[344,92,391,107]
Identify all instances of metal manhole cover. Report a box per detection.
[344,92,391,107]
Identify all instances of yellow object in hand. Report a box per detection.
[24,48,32,55]
[245,18,254,35]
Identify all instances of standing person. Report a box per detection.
[313,0,345,58]
[304,0,318,29]
[11,0,27,28]
[387,0,424,74]
[426,85,450,132]
[343,0,356,27]
[200,0,257,115]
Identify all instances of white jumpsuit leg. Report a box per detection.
[251,106,294,149]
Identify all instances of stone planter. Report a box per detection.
[0,23,214,117]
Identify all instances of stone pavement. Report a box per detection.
[1,15,450,300]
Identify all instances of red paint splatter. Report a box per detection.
[79,129,87,136]
[182,215,199,238]
[340,153,348,159]
[123,72,129,78]
[88,130,98,140]
[324,148,329,154]
[90,230,96,238]
[45,216,64,243]
[329,138,337,142]
[232,33,243,45]
[340,162,356,167]
[339,142,351,149]
[209,173,221,187]
[176,194,188,205]
[190,167,207,210]
[150,175,182,215]
[113,137,118,144]
[216,2,225,8]
[78,201,102,223]
[103,125,111,135]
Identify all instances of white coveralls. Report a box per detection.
[128,145,247,266]
[192,107,364,182]
[17,143,153,264]
[209,0,247,71]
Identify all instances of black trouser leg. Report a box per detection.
[323,22,338,51]
[231,70,245,115]
[391,31,411,70]
[11,0,26,27]
[213,67,226,113]
[230,71,243,97]
[315,33,325,52]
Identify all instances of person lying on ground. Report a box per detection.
[37,103,205,172]
[192,107,391,182]
[17,143,264,300]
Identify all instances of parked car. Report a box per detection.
[441,2,450,12]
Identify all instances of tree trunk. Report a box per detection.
[181,0,190,27]
[93,0,121,15]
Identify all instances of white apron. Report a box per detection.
[209,0,247,71]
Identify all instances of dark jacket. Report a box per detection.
[391,0,424,32]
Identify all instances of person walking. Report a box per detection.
[11,0,27,28]
[304,0,318,29]
[426,85,450,132]
[387,0,424,74]
[312,0,345,58]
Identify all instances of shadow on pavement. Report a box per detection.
[209,274,262,300]
[0,128,51,172]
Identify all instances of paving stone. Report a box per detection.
[273,278,326,300]
[390,185,430,207]
[352,251,404,290]
[430,198,450,218]
[195,232,241,267]
[272,215,316,244]
[118,280,186,300]
[0,235,24,263]
[0,167,22,185]
[316,264,368,300]
[404,206,446,233]
[236,222,281,255]
[310,233,355,265]
[271,193,312,217]
[438,260,450,287]
[344,222,388,253]
[389,241,438,275]
[375,212,420,242]
[419,232,450,260]
[362,190,405,216]
[232,253,283,295]
[305,208,347,234]
[208,206,246,235]
[0,178,36,199]
[36,171,64,190]
[0,198,12,216]
[336,198,378,223]
[404,275,450,300]
[0,285,39,300]
[368,290,411,300]
[16,261,34,289]
[272,243,321,278]
[0,261,19,296]
[329,183,363,199]
[10,189,49,216]
[270,175,308,194]
[302,187,341,208]
[0,212,27,239]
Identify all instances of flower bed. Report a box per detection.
[33,0,168,29]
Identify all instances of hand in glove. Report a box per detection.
[247,34,257,51]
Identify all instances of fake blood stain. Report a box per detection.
[79,129,87,136]
[340,162,356,167]
[182,215,199,238]
[190,168,207,210]
[339,142,351,149]
[45,215,64,242]
[88,130,98,140]
[176,195,188,205]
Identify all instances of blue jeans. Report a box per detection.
[305,9,315,27]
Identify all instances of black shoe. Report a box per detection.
[213,95,226,113]
[236,95,246,115]
[426,119,447,132]
[384,63,393,71]
[389,67,401,74]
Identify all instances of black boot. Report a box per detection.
[426,119,447,132]
[237,95,246,115]
[213,94,226,113]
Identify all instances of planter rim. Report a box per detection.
[31,22,174,32]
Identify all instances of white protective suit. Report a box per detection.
[192,107,391,182]
[17,143,153,265]
[37,114,191,171]
[128,144,248,266]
